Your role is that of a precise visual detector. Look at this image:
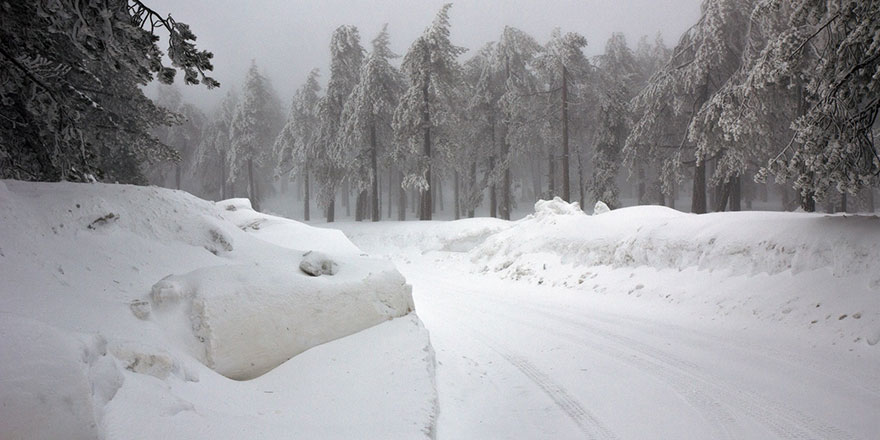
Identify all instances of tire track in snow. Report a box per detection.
[498,352,619,440]
[445,311,619,440]
[452,302,741,440]
[512,300,861,440]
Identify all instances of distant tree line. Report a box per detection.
[3,1,878,217]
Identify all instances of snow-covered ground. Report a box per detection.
[336,198,880,439]
[3,181,879,439]
[0,181,435,439]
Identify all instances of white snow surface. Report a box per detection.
[335,198,880,439]
[0,180,433,439]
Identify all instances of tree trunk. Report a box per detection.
[397,170,406,221]
[420,77,433,220]
[561,64,571,202]
[326,196,335,222]
[548,152,556,199]
[801,191,816,212]
[175,163,182,191]
[840,192,848,213]
[454,171,461,220]
[708,161,717,212]
[388,167,394,219]
[303,165,310,221]
[468,161,477,218]
[576,142,585,210]
[247,158,260,212]
[489,157,497,218]
[343,180,350,218]
[501,57,513,220]
[866,187,875,213]
[729,175,742,211]
[715,179,731,212]
[692,161,706,214]
[355,190,368,221]
[370,123,380,222]
[437,176,443,213]
[501,152,511,220]
[219,151,227,200]
[637,164,646,204]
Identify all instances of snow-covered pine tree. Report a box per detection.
[534,29,590,203]
[739,0,880,211]
[315,25,365,222]
[194,90,238,200]
[229,61,283,212]
[632,35,673,206]
[591,33,640,209]
[495,26,543,220]
[0,0,217,182]
[341,25,403,222]
[149,84,206,192]
[393,3,466,221]
[275,69,322,221]
[625,0,753,213]
[685,0,755,212]
[459,43,503,218]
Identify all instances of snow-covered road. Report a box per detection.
[385,250,879,440]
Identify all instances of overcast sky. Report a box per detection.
[148,0,702,110]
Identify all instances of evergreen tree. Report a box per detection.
[194,90,238,200]
[625,0,753,213]
[149,84,206,191]
[591,33,639,209]
[0,0,217,182]
[726,0,880,210]
[275,69,322,220]
[495,27,543,219]
[534,29,590,203]
[229,61,282,212]
[315,25,365,222]
[458,44,499,219]
[393,4,466,220]
[341,25,403,222]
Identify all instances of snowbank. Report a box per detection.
[472,198,880,279]
[465,198,880,348]
[0,180,433,439]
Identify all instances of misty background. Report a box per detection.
[148,0,702,109]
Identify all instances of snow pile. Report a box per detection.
[0,180,433,439]
[468,198,880,347]
[534,196,584,217]
[472,199,880,279]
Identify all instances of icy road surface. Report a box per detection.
[338,222,880,440]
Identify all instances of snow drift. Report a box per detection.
[0,180,433,439]
[472,197,880,279]
[463,198,880,348]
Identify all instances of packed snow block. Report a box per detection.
[149,258,414,380]
[593,200,611,215]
